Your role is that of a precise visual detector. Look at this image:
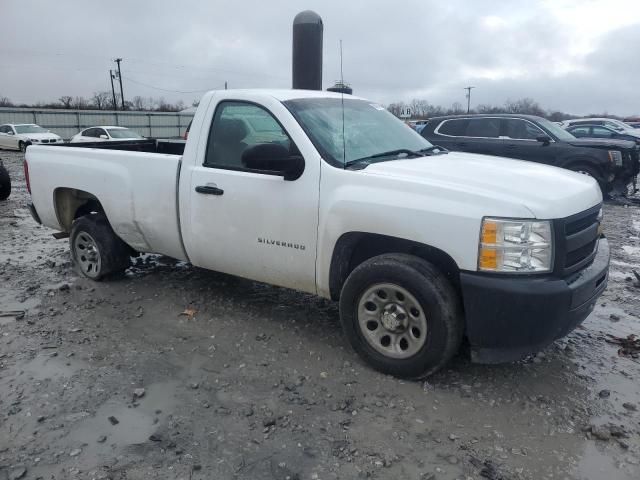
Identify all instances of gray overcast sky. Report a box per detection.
[1,0,639,115]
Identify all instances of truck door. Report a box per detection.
[181,99,320,294]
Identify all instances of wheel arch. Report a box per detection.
[328,232,461,301]
[53,187,106,232]
[561,156,605,178]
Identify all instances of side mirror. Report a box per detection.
[99,134,109,140]
[536,135,551,145]
[242,143,305,181]
[7,131,14,135]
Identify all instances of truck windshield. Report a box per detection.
[15,125,48,134]
[284,98,434,167]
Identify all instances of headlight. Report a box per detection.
[608,150,623,166]
[478,218,554,273]
[30,138,39,142]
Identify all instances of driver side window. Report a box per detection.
[504,119,544,140]
[204,101,295,170]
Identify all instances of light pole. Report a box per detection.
[464,86,475,113]
[114,58,125,110]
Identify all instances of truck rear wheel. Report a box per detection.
[0,163,10,200]
[339,253,463,379]
[70,214,131,280]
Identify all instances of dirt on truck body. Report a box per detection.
[1,149,640,479]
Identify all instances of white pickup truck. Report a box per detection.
[25,89,609,378]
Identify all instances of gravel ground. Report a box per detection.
[1,149,640,480]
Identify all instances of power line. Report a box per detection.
[0,48,288,81]
[122,76,219,94]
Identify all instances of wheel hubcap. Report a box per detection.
[74,232,101,277]
[357,283,428,359]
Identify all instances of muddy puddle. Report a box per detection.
[67,380,180,450]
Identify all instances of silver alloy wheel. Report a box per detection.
[74,231,102,278]
[357,283,428,359]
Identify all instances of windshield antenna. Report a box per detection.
[340,40,346,169]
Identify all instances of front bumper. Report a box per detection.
[460,237,609,363]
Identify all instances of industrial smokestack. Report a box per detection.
[292,10,323,90]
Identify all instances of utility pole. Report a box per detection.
[114,58,125,110]
[464,86,475,113]
[224,81,228,90]
[109,70,118,111]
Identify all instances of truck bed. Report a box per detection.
[52,138,186,156]
[26,144,187,260]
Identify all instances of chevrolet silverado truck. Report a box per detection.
[25,90,609,378]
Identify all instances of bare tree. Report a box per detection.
[131,96,146,111]
[448,102,464,115]
[387,102,407,117]
[72,96,89,109]
[409,99,431,118]
[504,98,545,116]
[59,96,73,109]
[92,91,111,110]
[0,96,13,107]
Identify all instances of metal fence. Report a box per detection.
[0,107,195,140]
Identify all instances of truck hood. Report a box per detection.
[567,138,637,149]
[363,151,602,219]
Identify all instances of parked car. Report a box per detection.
[0,160,10,200]
[408,120,428,133]
[0,124,63,152]
[70,126,144,143]
[25,89,609,378]
[562,118,640,138]
[566,124,640,146]
[421,114,639,194]
[626,122,640,129]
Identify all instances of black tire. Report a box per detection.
[69,214,131,281]
[339,253,464,379]
[18,141,26,153]
[0,163,10,201]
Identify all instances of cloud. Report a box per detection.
[0,0,638,115]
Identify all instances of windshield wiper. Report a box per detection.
[344,146,448,168]
[344,149,424,168]
[416,145,448,154]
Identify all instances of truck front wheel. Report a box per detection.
[339,253,463,379]
[70,214,131,280]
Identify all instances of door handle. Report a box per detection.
[195,185,224,195]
